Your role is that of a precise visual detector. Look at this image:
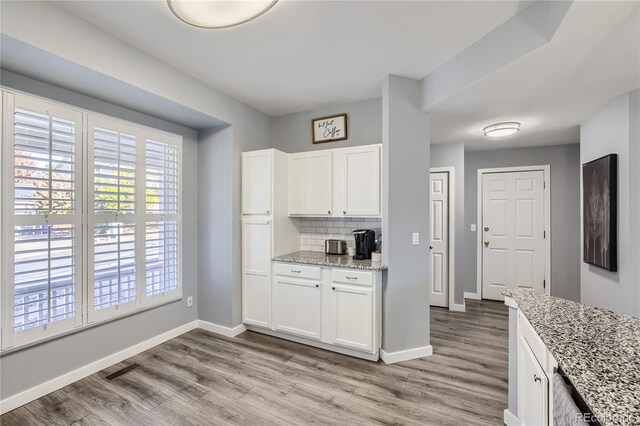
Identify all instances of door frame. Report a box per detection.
[474,165,551,300]
[430,167,456,310]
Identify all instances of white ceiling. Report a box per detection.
[54,0,527,116]
[51,1,640,151]
[429,1,640,150]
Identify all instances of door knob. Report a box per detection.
[484,241,490,247]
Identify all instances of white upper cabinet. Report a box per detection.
[242,150,272,215]
[288,151,333,216]
[340,145,381,217]
[288,144,381,217]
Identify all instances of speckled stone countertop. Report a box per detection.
[504,289,640,425]
[273,251,386,271]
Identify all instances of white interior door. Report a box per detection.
[482,171,545,300]
[430,172,449,307]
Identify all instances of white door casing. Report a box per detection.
[481,170,546,300]
[430,172,449,307]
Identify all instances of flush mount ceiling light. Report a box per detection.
[167,0,278,29]
[483,122,521,138]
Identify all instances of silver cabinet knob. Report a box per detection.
[315,284,319,288]
[343,210,346,215]
[328,210,331,214]
[534,375,541,383]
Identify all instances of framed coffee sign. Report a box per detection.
[311,113,348,144]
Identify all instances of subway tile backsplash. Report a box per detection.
[297,217,382,252]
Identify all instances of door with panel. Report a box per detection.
[329,283,374,352]
[242,150,272,215]
[242,219,272,327]
[429,172,449,307]
[273,277,322,339]
[482,171,545,300]
[518,334,549,425]
[342,145,381,216]
[288,151,333,216]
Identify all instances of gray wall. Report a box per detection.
[464,144,581,302]
[271,98,381,153]
[430,143,466,306]
[382,75,431,353]
[580,90,640,317]
[0,72,200,399]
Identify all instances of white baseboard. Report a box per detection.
[380,345,433,364]
[449,303,466,312]
[464,292,481,300]
[197,320,246,337]
[503,409,521,426]
[0,320,198,415]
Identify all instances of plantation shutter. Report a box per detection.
[2,93,83,349]
[142,131,181,306]
[87,115,141,323]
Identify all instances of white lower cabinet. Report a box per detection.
[515,308,553,426]
[274,277,322,340]
[518,333,549,425]
[329,284,374,352]
[251,262,381,360]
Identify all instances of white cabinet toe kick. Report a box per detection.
[244,262,382,361]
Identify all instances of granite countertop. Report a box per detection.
[273,251,386,271]
[504,289,640,426]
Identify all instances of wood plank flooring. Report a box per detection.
[1,300,508,426]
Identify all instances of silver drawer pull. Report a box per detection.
[346,276,358,281]
[291,270,301,274]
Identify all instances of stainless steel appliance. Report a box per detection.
[325,239,347,255]
[352,229,376,260]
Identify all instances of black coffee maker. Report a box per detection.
[352,229,376,260]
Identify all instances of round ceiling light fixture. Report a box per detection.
[167,0,278,29]
[483,122,521,138]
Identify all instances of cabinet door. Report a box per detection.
[242,150,272,215]
[242,219,272,327]
[330,284,374,352]
[288,151,333,215]
[343,146,380,216]
[274,278,322,339]
[518,335,549,425]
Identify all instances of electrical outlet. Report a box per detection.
[470,224,477,232]
[187,296,193,307]
[412,233,420,245]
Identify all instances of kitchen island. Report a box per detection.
[504,289,640,426]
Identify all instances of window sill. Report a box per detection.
[0,295,183,356]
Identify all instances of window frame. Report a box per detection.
[1,89,183,352]
[1,92,84,349]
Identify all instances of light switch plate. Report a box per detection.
[470,224,477,232]
[412,233,420,245]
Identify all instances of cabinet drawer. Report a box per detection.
[274,263,322,280]
[332,269,373,286]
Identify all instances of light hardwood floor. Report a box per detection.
[1,300,508,426]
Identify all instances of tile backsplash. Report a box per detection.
[297,217,382,252]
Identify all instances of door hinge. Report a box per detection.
[544,181,546,189]
[543,279,546,289]
[544,230,546,239]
